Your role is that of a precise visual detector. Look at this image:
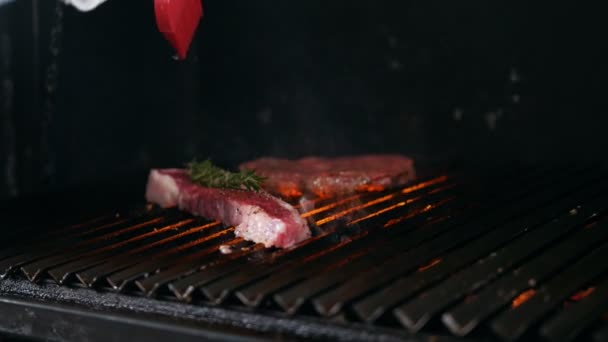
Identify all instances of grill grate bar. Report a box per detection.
[63,167,547,296]
[442,215,608,336]
[359,188,606,326]
[226,196,457,306]
[5,212,154,257]
[0,213,121,254]
[133,238,256,296]
[197,188,458,304]
[74,220,221,287]
[105,226,237,290]
[155,181,455,300]
[3,164,608,341]
[271,167,578,314]
[273,213,462,315]
[112,178,448,294]
[40,212,144,243]
[294,175,450,220]
[0,217,115,260]
[169,257,248,301]
[390,185,608,331]
[540,277,608,341]
[133,176,452,298]
[126,236,253,294]
[0,215,168,279]
[490,240,608,341]
[0,216,133,276]
[310,168,593,317]
[313,177,450,226]
[46,218,198,284]
[18,216,171,282]
[232,197,459,308]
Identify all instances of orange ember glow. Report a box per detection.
[277,184,303,199]
[179,236,251,264]
[569,287,595,302]
[166,227,236,255]
[71,218,131,238]
[383,197,454,228]
[315,193,397,226]
[74,217,166,248]
[355,184,386,192]
[128,221,220,255]
[314,177,446,226]
[87,219,195,256]
[511,289,536,308]
[301,193,362,218]
[312,189,334,199]
[342,190,453,228]
[418,258,442,272]
[303,175,447,223]
[347,201,409,225]
[53,214,115,235]
[401,175,448,195]
[143,227,245,263]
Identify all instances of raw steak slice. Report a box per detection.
[145,169,310,248]
[240,155,415,198]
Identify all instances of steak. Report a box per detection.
[240,155,416,198]
[145,169,310,248]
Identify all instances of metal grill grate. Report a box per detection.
[1,165,608,341]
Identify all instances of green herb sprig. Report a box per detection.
[186,159,266,191]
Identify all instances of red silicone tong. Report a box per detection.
[154,0,203,60]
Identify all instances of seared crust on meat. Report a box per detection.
[240,155,415,198]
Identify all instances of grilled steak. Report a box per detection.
[145,169,310,248]
[240,155,415,198]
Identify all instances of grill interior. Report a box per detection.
[1,164,608,341]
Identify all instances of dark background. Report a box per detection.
[0,0,606,201]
